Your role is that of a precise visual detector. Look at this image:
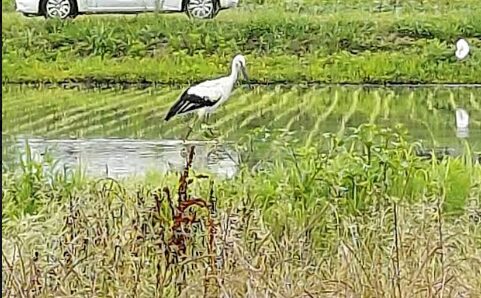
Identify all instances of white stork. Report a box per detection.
[164,54,249,139]
[455,39,470,60]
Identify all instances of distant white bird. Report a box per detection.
[164,54,249,139]
[455,108,469,129]
[455,39,470,60]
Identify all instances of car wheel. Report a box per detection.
[41,0,77,19]
[185,0,218,19]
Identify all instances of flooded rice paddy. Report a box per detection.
[2,85,480,178]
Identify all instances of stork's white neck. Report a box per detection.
[229,64,239,82]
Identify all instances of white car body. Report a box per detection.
[16,0,238,19]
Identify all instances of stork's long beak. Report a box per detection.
[241,66,251,88]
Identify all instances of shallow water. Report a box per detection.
[2,136,239,179]
[2,85,480,178]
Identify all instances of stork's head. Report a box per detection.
[232,54,250,85]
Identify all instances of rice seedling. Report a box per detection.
[3,86,480,153]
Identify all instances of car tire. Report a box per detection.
[185,0,219,19]
[41,0,78,19]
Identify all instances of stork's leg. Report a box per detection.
[207,127,216,137]
[204,114,216,136]
[184,126,193,141]
[199,113,216,139]
[183,116,198,141]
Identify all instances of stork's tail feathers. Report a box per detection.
[164,100,186,121]
[164,109,176,121]
[164,90,189,121]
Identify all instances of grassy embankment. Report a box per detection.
[3,125,481,296]
[2,3,481,85]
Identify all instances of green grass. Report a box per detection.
[3,6,481,84]
[3,125,481,296]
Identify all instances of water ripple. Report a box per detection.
[3,136,239,179]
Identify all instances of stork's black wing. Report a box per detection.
[164,88,221,121]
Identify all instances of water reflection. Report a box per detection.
[455,108,470,139]
[456,128,469,139]
[3,137,239,179]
